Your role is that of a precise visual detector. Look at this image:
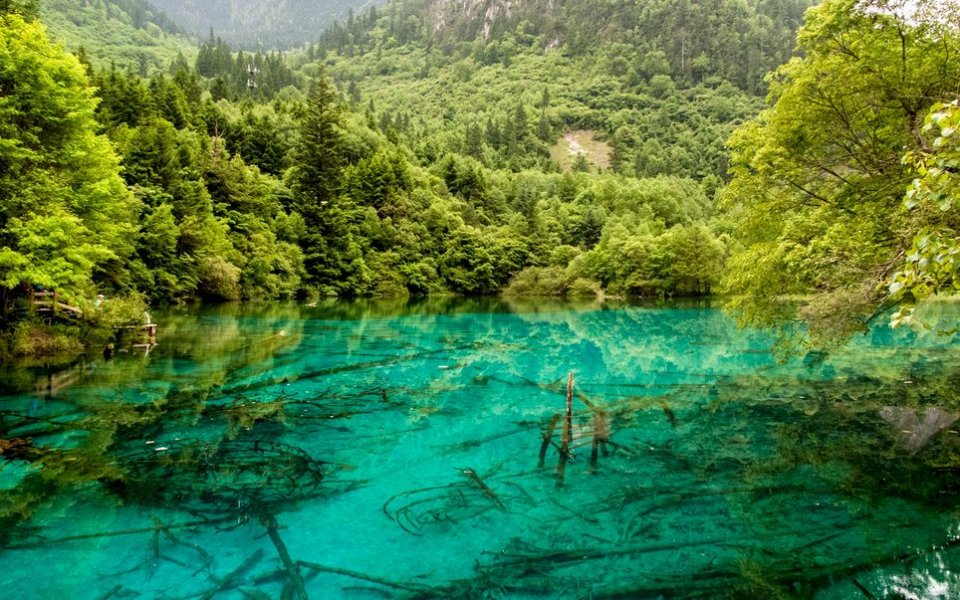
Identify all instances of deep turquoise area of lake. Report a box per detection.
[2,299,959,599]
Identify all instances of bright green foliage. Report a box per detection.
[40,0,194,74]
[501,173,727,297]
[0,211,115,293]
[661,225,727,294]
[0,14,135,307]
[722,0,960,341]
[889,101,960,326]
[204,153,304,299]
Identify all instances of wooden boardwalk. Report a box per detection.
[31,290,82,320]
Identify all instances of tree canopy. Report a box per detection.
[9,0,929,358]
[721,0,960,342]
[889,100,960,326]
[0,13,135,305]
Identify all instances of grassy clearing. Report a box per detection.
[549,129,612,172]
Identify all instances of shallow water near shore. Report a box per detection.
[2,298,960,599]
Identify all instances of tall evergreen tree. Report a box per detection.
[288,72,360,290]
[291,73,345,209]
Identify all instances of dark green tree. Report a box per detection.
[290,73,345,209]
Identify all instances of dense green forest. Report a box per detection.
[0,0,958,359]
[39,0,195,72]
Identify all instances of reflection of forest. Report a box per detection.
[1,301,960,598]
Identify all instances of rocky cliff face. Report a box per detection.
[424,0,558,42]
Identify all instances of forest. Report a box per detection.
[0,0,958,359]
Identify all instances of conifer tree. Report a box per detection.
[288,72,356,289]
[292,73,344,208]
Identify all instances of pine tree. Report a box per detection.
[288,73,361,290]
[291,73,345,209]
[464,123,484,159]
[536,109,552,142]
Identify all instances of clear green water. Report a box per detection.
[2,299,960,599]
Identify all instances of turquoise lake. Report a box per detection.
[2,299,960,599]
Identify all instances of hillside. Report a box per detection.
[147,0,386,49]
[302,0,814,181]
[331,0,813,93]
[40,0,195,72]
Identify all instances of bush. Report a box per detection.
[92,294,148,328]
[548,245,581,267]
[568,278,602,298]
[504,266,569,296]
[8,323,83,359]
[198,256,242,301]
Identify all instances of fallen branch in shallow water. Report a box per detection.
[549,498,600,525]
[95,584,124,600]
[297,561,433,593]
[197,548,265,600]
[538,414,561,468]
[556,372,574,488]
[439,420,543,453]
[852,578,879,600]
[153,516,213,574]
[660,401,678,427]
[382,469,539,536]
[262,515,308,600]
[3,517,231,550]
[460,468,505,509]
[220,344,480,394]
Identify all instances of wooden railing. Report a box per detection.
[31,290,82,319]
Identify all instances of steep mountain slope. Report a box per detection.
[373,0,813,93]
[41,0,195,72]
[308,0,814,179]
[146,0,386,49]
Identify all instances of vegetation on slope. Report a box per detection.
[39,0,195,73]
[147,0,385,49]
[305,0,813,179]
